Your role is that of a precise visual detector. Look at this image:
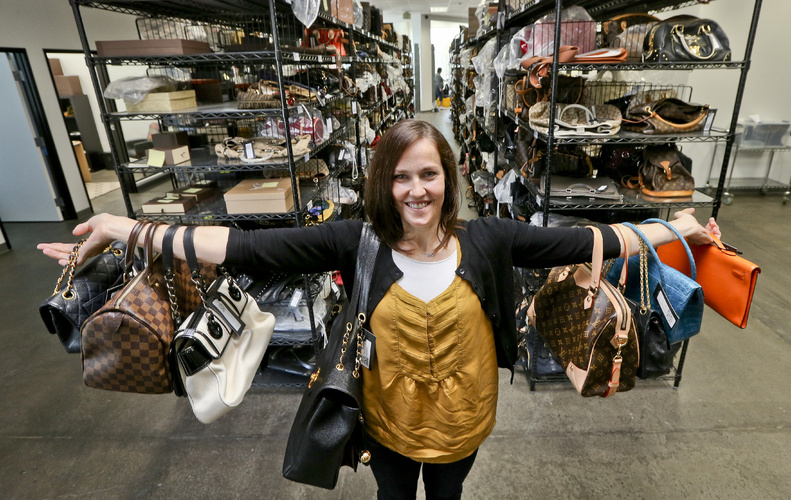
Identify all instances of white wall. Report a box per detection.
[0,0,140,217]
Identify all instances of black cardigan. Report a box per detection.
[224,218,621,372]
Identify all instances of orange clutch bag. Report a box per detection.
[656,234,760,328]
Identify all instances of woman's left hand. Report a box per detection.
[672,208,721,245]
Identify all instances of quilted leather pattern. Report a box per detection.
[39,241,129,353]
[533,265,639,397]
[81,260,174,394]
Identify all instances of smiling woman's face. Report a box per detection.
[391,138,445,237]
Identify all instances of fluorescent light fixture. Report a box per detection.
[430,6,448,12]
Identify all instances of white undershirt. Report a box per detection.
[391,249,458,303]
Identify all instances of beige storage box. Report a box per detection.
[224,178,294,214]
[126,90,197,112]
[96,39,212,57]
[147,145,190,166]
[141,195,197,214]
[54,75,83,96]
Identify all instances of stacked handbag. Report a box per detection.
[39,220,275,424]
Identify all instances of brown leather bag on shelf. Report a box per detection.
[528,226,639,398]
[623,98,710,135]
[640,144,695,197]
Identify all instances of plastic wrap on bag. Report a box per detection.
[291,0,320,28]
[460,47,474,69]
[471,169,495,198]
[494,44,509,80]
[353,0,363,29]
[509,26,533,69]
[103,76,179,105]
[471,37,497,76]
[494,169,518,204]
[531,6,595,57]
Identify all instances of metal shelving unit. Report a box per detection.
[69,0,413,386]
[485,0,764,390]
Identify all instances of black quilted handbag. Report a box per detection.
[39,237,140,353]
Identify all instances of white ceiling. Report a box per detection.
[375,0,481,20]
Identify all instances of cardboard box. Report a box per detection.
[54,75,83,96]
[166,185,216,202]
[72,141,91,182]
[125,90,197,112]
[152,131,189,149]
[96,39,212,57]
[49,58,63,75]
[331,0,354,25]
[147,145,191,166]
[141,195,196,214]
[469,8,480,35]
[224,178,294,214]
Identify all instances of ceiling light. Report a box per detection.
[430,6,448,12]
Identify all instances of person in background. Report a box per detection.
[433,67,444,112]
[38,120,720,500]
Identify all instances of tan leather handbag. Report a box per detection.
[529,226,639,398]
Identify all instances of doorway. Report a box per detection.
[0,48,75,222]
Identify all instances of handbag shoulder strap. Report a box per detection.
[161,225,180,277]
[350,223,381,318]
[641,218,697,279]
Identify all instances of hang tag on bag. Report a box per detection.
[653,282,679,329]
[209,296,244,336]
[361,328,376,370]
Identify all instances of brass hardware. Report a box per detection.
[62,290,75,301]
[308,369,320,388]
[359,450,371,464]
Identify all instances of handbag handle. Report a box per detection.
[641,218,697,280]
[673,24,720,61]
[162,224,182,323]
[123,219,151,279]
[143,221,165,271]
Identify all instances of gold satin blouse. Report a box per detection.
[362,247,499,463]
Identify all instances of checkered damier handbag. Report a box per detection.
[80,222,175,394]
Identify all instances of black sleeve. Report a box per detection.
[507,220,621,269]
[222,219,364,275]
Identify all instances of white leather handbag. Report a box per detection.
[174,274,275,423]
[173,226,275,424]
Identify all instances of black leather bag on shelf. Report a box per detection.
[282,224,380,490]
[643,17,731,63]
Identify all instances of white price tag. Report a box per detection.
[338,149,345,160]
[654,283,678,328]
[307,200,314,210]
[304,153,310,162]
[330,281,339,296]
[326,117,333,134]
[293,52,300,62]
[318,55,323,62]
[289,288,304,309]
[352,101,358,114]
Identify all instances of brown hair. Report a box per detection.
[364,119,459,252]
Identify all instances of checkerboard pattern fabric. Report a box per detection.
[81,268,175,394]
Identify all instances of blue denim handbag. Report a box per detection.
[606,220,704,344]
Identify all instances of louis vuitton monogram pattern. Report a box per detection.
[534,264,639,397]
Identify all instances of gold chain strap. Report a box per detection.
[638,239,652,313]
[337,312,366,379]
[53,239,86,299]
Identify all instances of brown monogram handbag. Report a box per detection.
[80,222,175,393]
[528,226,639,397]
[640,144,695,197]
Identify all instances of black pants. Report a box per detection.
[368,439,478,500]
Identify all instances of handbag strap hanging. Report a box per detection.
[162,225,182,323]
[640,219,697,280]
[347,223,380,323]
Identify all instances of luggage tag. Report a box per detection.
[360,328,376,370]
[653,282,678,329]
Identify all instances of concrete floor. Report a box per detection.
[2,110,791,499]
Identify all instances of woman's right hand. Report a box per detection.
[37,213,137,267]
